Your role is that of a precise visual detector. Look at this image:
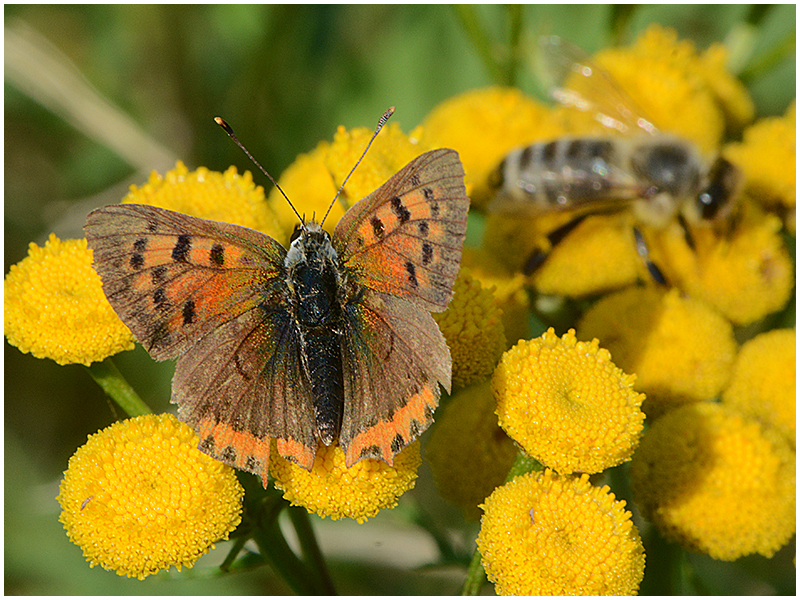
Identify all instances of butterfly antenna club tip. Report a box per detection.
[321,106,395,226]
[215,116,305,227]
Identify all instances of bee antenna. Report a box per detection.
[320,106,395,226]
[214,116,306,227]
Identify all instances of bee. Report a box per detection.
[489,35,741,279]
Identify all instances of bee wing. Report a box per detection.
[536,35,659,136]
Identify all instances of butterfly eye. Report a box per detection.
[289,224,303,244]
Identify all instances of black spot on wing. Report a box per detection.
[220,445,237,463]
[371,216,385,238]
[182,299,196,325]
[359,444,382,459]
[391,196,411,224]
[390,434,405,453]
[422,242,433,266]
[130,253,144,270]
[150,322,170,349]
[418,221,429,236]
[410,173,421,187]
[200,435,215,453]
[422,187,435,202]
[405,261,418,288]
[151,265,168,285]
[172,234,192,262]
[153,287,169,311]
[210,243,225,267]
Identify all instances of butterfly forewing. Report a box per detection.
[84,204,286,360]
[334,149,469,312]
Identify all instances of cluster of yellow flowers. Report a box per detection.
[4,22,794,588]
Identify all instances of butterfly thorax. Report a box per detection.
[284,222,348,446]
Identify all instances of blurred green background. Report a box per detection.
[4,5,795,594]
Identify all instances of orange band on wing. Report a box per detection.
[276,437,316,470]
[344,385,438,467]
[196,416,271,486]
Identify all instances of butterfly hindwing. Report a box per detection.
[334,149,469,312]
[84,204,286,360]
[338,291,450,465]
[172,303,317,479]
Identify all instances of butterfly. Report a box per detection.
[84,146,469,486]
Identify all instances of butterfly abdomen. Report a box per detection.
[285,224,347,446]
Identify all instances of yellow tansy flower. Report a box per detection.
[124,160,282,239]
[725,107,796,215]
[433,272,506,388]
[269,122,422,241]
[578,286,736,416]
[723,328,796,447]
[57,414,244,579]
[415,86,562,207]
[646,203,794,326]
[4,234,134,365]
[493,328,645,474]
[629,402,796,561]
[477,469,645,595]
[697,40,755,132]
[269,441,421,524]
[426,381,518,520]
[532,212,644,297]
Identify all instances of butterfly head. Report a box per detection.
[285,221,340,273]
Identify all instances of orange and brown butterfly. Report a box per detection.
[84,113,469,487]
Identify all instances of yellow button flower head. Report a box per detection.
[4,234,135,365]
[723,328,796,446]
[725,105,796,218]
[629,402,796,560]
[57,414,244,579]
[269,122,422,242]
[646,204,794,326]
[426,381,517,520]
[415,86,562,207]
[493,328,645,474]
[579,286,736,416]
[433,272,506,388]
[269,440,421,524]
[532,213,644,297]
[478,469,645,595]
[124,160,282,239]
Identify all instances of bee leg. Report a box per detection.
[677,213,696,250]
[523,215,588,275]
[633,227,667,285]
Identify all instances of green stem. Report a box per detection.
[85,358,152,417]
[453,5,507,85]
[505,5,523,86]
[460,546,486,595]
[287,505,337,594]
[251,520,321,595]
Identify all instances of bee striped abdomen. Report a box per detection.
[491,137,631,213]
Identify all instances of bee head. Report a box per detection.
[692,157,740,222]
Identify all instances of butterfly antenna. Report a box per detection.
[320,106,395,226]
[214,117,305,226]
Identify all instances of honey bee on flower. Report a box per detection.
[489,34,743,281]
